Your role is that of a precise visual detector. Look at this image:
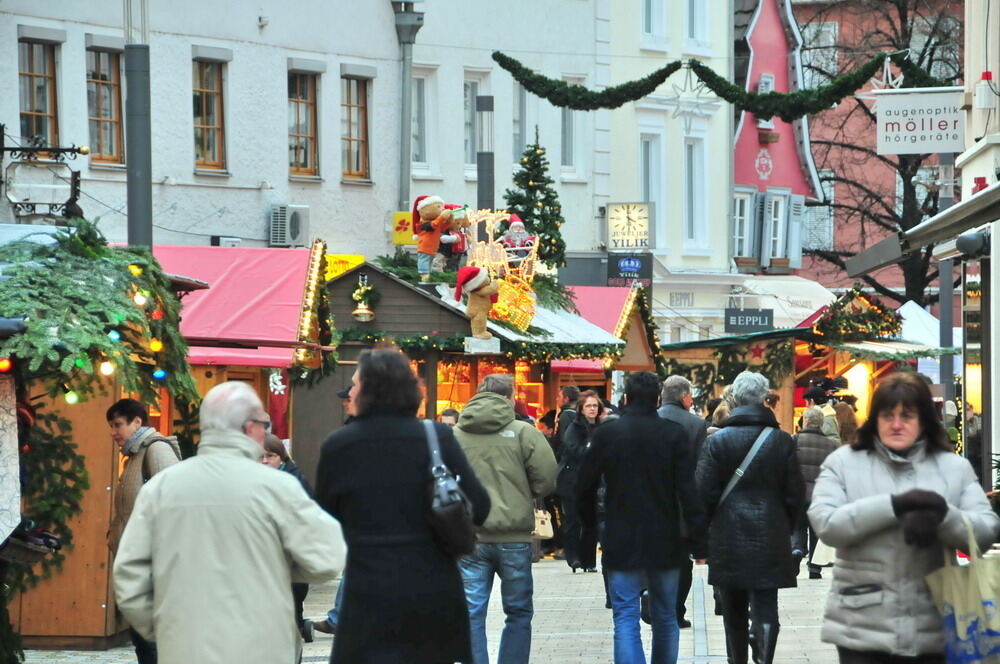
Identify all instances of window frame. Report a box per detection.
[803,169,834,251]
[560,77,583,172]
[512,81,527,162]
[463,79,479,166]
[19,40,59,150]
[192,60,226,171]
[86,49,124,164]
[341,76,371,180]
[641,0,667,50]
[639,132,664,250]
[768,192,789,259]
[682,136,707,250]
[800,22,839,89]
[288,72,319,177]
[411,76,427,165]
[733,189,755,257]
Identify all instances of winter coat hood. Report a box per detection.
[457,392,515,434]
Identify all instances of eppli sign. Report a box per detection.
[875,87,965,155]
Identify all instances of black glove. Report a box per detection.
[900,509,945,547]
[891,489,947,518]
[420,222,434,232]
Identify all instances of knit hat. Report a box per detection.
[454,266,490,301]
[412,195,444,234]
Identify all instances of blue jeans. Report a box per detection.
[459,542,534,664]
[607,568,681,664]
[326,574,346,626]
[417,252,434,275]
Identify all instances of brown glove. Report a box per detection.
[891,489,947,518]
[900,509,945,547]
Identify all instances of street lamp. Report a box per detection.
[393,2,424,213]
[123,0,153,247]
[476,95,494,211]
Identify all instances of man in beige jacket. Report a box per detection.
[107,398,181,664]
[114,381,345,664]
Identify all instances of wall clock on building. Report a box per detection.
[606,202,652,250]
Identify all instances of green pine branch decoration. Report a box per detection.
[493,51,683,111]
[493,51,950,121]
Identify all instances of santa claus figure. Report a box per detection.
[455,266,500,339]
[502,216,535,262]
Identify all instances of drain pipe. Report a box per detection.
[393,2,424,213]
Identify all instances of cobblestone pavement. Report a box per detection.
[25,558,839,663]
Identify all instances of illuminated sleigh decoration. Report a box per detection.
[466,209,538,332]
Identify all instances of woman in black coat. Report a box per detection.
[696,371,805,664]
[315,348,491,664]
[557,390,604,572]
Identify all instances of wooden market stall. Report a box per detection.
[326,262,624,441]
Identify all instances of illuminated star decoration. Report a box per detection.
[869,55,904,90]
[666,65,719,133]
[269,370,287,396]
[749,344,767,360]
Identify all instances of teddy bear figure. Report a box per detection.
[454,266,500,339]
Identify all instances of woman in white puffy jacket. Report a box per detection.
[809,372,999,664]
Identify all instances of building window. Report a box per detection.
[640,133,663,247]
[670,325,682,344]
[769,194,788,258]
[193,61,225,170]
[87,49,123,163]
[341,77,370,180]
[800,22,838,88]
[804,170,834,250]
[686,0,705,40]
[913,16,961,81]
[411,77,426,164]
[683,137,705,246]
[463,80,479,165]
[19,41,59,148]
[733,191,753,256]
[288,72,318,176]
[756,74,775,129]
[561,89,576,168]
[512,81,526,161]
[642,0,665,43]
[700,326,711,340]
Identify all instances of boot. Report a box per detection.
[752,623,779,664]
[721,614,749,664]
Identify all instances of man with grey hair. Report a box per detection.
[792,406,838,580]
[695,371,805,664]
[454,374,558,664]
[114,381,346,664]
[657,374,709,629]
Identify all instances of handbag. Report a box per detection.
[719,427,774,504]
[422,420,477,557]
[925,514,1000,664]
[532,509,554,540]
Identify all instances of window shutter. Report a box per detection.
[757,75,775,129]
[787,194,805,268]
[757,192,774,265]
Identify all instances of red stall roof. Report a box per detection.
[550,287,633,373]
[154,246,312,367]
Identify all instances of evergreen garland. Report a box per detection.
[504,129,567,268]
[813,284,902,345]
[493,51,950,120]
[493,51,683,111]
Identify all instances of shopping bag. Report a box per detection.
[532,509,554,539]
[812,538,836,566]
[924,515,1000,664]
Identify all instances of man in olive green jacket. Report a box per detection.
[454,374,558,664]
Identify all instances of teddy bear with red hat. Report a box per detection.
[455,266,500,339]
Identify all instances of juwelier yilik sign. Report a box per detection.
[875,87,965,155]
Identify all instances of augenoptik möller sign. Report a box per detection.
[875,87,965,155]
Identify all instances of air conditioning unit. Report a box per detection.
[269,204,309,247]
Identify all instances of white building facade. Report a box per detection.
[6,1,401,256]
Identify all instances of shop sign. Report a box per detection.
[724,308,774,334]
[875,87,965,155]
[607,253,652,287]
[391,211,417,246]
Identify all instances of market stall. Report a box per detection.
[326,261,624,437]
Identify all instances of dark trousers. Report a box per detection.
[717,586,778,664]
[837,647,945,664]
[543,495,564,551]
[129,627,157,664]
[560,495,597,568]
[677,558,693,621]
[794,509,823,573]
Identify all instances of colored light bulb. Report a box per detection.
[64,391,80,405]
[108,330,122,341]
[99,361,115,376]
[153,369,167,380]
[128,264,144,276]
[0,358,12,373]
[149,338,164,352]
[134,293,148,306]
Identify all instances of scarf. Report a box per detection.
[122,426,154,457]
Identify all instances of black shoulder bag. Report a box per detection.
[422,420,477,557]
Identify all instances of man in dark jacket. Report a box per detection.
[792,406,838,580]
[577,371,707,664]
[454,374,558,664]
[696,371,805,664]
[657,375,710,629]
[555,385,580,443]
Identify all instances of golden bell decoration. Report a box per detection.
[351,301,376,322]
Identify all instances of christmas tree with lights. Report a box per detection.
[504,127,566,268]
